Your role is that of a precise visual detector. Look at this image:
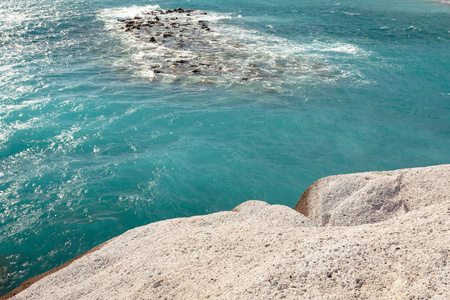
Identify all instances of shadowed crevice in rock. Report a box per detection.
[294,185,311,217]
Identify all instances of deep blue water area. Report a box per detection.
[1,0,449,294]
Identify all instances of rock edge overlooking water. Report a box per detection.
[6,164,450,299]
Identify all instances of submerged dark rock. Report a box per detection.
[117,8,226,78]
[115,7,312,83]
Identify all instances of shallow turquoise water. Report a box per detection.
[0,0,449,294]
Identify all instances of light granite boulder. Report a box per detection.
[294,164,450,226]
[6,165,450,300]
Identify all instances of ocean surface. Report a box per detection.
[0,0,449,294]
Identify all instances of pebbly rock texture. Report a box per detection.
[294,164,450,226]
[7,165,450,299]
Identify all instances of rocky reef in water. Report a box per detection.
[110,7,335,84]
[115,7,272,82]
[4,164,450,299]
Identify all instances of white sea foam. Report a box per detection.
[320,43,360,54]
[343,11,361,16]
[99,5,162,29]
[97,4,370,89]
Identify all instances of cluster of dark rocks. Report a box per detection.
[115,7,321,83]
[119,8,209,35]
[116,8,260,80]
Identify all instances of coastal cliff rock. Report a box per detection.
[8,165,450,299]
[294,164,450,226]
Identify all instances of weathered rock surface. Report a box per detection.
[295,164,450,226]
[8,165,450,299]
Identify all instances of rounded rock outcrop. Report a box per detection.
[6,165,450,299]
[294,164,450,226]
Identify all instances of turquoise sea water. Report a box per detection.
[0,0,449,294]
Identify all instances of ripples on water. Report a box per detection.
[1,0,449,295]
